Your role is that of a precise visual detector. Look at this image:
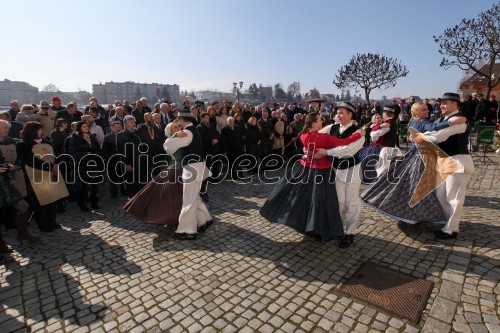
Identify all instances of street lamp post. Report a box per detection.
[233,81,244,102]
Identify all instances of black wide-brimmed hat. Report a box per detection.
[177,111,195,120]
[338,102,356,114]
[440,92,460,102]
[383,106,395,113]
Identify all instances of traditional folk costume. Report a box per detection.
[361,115,455,224]
[260,128,361,241]
[358,122,386,184]
[319,103,365,247]
[375,107,401,177]
[421,93,475,238]
[164,113,212,239]
[124,129,183,225]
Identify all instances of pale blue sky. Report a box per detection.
[1,0,496,99]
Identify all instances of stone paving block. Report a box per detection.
[463,303,481,313]
[358,314,372,325]
[469,323,489,333]
[439,280,463,302]
[404,325,421,333]
[104,320,118,331]
[465,311,483,323]
[385,328,399,333]
[354,323,369,333]
[429,297,457,322]
[258,324,274,333]
[422,317,451,333]
[453,322,473,333]
[485,323,500,333]
[388,318,404,329]
[333,322,351,333]
[441,271,465,284]
[371,321,387,331]
[375,313,390,323]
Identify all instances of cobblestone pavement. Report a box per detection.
[1,154,499,333]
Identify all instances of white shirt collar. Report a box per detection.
[444,111,459,121]
[339,121,353,134]
[340,121,353,128]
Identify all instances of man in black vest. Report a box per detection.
[316,102,365,248]
[419,93,475,239]
[164,111,212,240]
[376,106,401,177]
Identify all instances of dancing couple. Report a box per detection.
[125,111,212,241]
[361,93,473,240]
[260,103,366,247]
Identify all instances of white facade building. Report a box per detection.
[0,79,39,106]
[195,91,224,102]
[92,81,181,105]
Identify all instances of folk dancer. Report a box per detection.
[414,93,475,239]
[361,102,466,226]
[260,112,364,242]
[164,111,212,240]
[316,102,365,248]
[375,106,401,177]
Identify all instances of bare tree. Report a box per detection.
[332,53,408,104]
[433,2,499,98]
[287,82,300,97]
[41,83,60,93]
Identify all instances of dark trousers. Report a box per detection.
[75,181,98,207]
[124,172,145,198]
[109,181,127,197]
[33,203,57,231]
[260,143,273,158]
[108,164,126,197]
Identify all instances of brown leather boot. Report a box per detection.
[16,212,41,245]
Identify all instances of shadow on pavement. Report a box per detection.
[152,218,500,287]
[464,195,500,210]
[1,226,142,329]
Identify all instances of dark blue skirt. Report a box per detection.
[260,161,344,241]
[359,145,381,184]
[360,148,445,224]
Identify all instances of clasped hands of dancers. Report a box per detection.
[126,93,473,245]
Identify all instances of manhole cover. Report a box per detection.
[340,261,434,323]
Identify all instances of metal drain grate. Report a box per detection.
[340,261,434,323]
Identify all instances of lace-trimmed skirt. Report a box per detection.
[361,148,445,224]
[260,161,344,240]
[359,145,381,184]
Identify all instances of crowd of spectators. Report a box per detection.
[1,93,498,222]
